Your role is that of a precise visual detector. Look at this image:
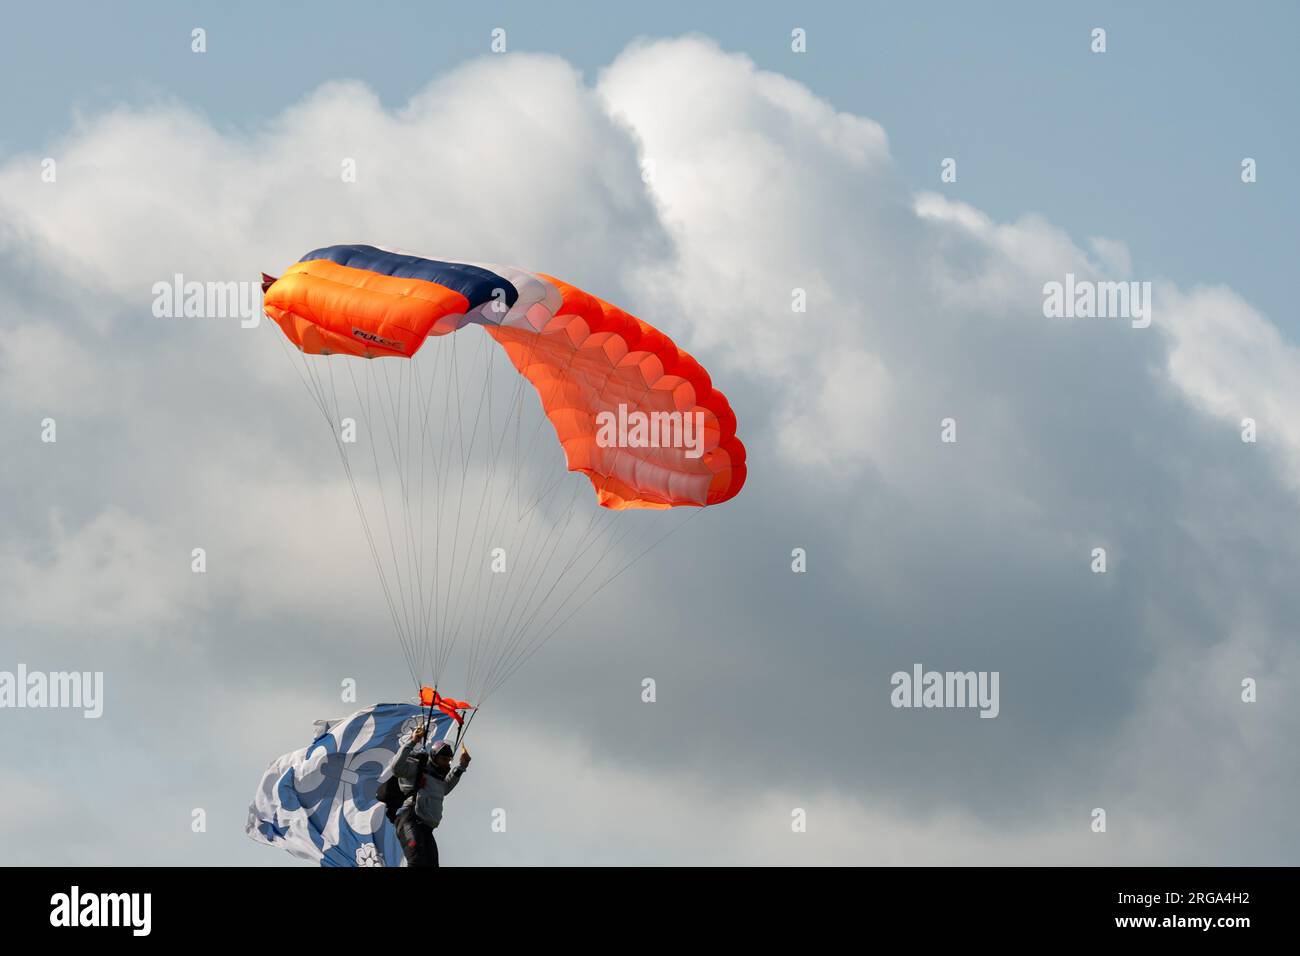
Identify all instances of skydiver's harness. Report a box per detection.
[377,751,426,823]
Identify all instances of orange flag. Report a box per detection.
[418,687,474,724]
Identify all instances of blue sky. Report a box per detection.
[4,1,1295,326]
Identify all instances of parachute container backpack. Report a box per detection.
[262,245,746,734]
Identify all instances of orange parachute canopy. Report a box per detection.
[262,245,745,510]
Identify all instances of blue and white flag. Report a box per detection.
[245,702,454,867]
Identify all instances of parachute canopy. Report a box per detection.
[262,245,746,709]
[263,245,746,510]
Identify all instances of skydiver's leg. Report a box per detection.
[397,806,434,868]
[413,822,437,867]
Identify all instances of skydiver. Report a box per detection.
[385,726,471,867]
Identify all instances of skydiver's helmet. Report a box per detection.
[425,739,454,761]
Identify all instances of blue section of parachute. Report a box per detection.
[299,244,519,310]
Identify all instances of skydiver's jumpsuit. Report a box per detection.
[383,739,466,868]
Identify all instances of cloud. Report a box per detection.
[1,35,1297,865]
[1160,282,1300,483]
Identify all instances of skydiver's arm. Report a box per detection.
[384,738,418,781]
[443,765,466,794]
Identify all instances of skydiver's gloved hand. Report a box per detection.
[410,726,426,743]
[458,750,471,769]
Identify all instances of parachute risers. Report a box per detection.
[418,687,474,754]
[260,245,746,509]
[419,686,473,726]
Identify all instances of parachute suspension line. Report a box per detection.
[272,331,420,689]
[444,334,513,689]
[428,329,474,683]
[511,372,581,520]
[434,333,469,672]
[426,334,458,677]
[342,358,428,688]
[358,344,471,691]
[367,359,431,689]
[412,357,441,686]
[307,357,421,684]
[386,358,428,678]
[452,703,477,754]
[465,326,527,653]
[464,333,544,700]
[458,327,583,701]
[458,331,541,701]
[409,355,429,680]
[425,334,456,683]
[344,361,406,641]
[480,506,706,706]
[457,323,538,665]
[400,357,431,683]
[444,324,550,699]
[424,350,452,679]
[486,505,622,677]
[375,357,434,686]
[480,481,602,674]
[436,329,507,678]
[421,692,438,754]
[466,476,584,698]
[344,359,423,678]
[467,327,633,699]
[375,359,423,657]
[411,354,442,683]
[476,505,626,700]
[474,360,711,704]
[473,413,588,693]
[453,338,506,688]
[417,329,471,686]
[459,325,586,703]
[509,334,600,521]
[390,360,419,669]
